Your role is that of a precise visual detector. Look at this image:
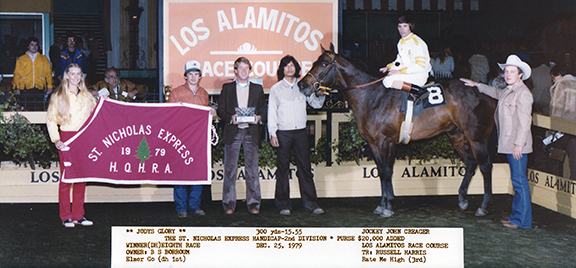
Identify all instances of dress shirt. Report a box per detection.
[236,82,250,129]
[268,78,325,137]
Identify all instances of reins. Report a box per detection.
[307,52,385,93]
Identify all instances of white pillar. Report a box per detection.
[109,0,121,68]
[139,0,149,69]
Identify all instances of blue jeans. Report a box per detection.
[506,154,532,228]
[174,185,202,213]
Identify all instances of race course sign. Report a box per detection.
[60,99,212,185]
[163,0,338,93]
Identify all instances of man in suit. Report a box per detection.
[88,67,147,101]
[217,57,267,215]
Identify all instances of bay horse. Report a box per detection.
[298,44,497,217]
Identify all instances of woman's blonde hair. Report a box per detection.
[47,64,95,124]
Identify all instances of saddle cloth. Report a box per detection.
[398,83,447,144]
[400,83,447,116]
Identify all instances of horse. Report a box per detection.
[298,44,497,217]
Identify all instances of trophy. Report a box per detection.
[235,107,256,123]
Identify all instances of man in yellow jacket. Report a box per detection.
[12,37,53,110]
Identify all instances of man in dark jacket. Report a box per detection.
[217,57,267,215]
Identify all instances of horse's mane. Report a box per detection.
[341,55,369,71]
[339,54,380,78]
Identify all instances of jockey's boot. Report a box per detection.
[400,82,426,99]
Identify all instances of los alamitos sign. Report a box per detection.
[163,0,338,93]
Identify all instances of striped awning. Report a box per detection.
[343,0,482,11]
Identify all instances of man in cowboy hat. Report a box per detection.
[167,60,215,218]
[461,54,534,229]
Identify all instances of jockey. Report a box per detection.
[379,16,432,98]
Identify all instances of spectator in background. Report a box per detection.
[367,33,386,69]
[1,35,19,73]
[17,38,28,56]
[56,33,87,81]
[12,37,53,111]
[81,31,100,84]
[530,60,553,114]
[432,47,454,79]
[346,34,366,60]
[469,44,490,83]
[167,60,216,218]
[217,57,267,215]
[548,64,576,181]
[515,44,531,65]
[563,53,573,71]
[49,36,64,73]
[550,64,576,121]
[88,67,147,101]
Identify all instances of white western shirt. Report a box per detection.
[267,78,325,138]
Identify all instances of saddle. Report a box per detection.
[398,83,447,144]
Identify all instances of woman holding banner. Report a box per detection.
[47,63,97,228]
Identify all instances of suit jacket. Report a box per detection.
[88,79,147,102]
[478,81,533,154]
[217,81,267,145]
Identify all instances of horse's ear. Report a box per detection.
[321,44,326,53]
[329,43,335,53]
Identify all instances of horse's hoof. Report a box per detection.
[379,209,394,218]
[474,208,488,217]
[373,206,385,214]
[458,200,469,211]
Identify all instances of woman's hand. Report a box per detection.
[379,66,389,74]
[460,78,480,87]
[512,145,523,160]
[54,140,66,150]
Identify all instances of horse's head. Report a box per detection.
[298,43,344,96]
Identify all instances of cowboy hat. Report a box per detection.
[498,55,531,80]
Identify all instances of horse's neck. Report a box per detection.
[343,85,392,116]
[341,69,376,88]
[338,58,393,116]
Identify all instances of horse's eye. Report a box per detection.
[322,63,327,67]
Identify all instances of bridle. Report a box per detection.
[307,52,338,92]
[306,52,385,93]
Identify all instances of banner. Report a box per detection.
[60,99,212,185]
[163,0,338,93]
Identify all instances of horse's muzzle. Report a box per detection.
[299,85,315,97]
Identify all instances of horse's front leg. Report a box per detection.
[371,142,396,217]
